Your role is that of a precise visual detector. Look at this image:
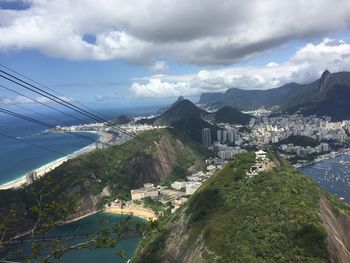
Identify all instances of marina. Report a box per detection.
[299,151,350,204]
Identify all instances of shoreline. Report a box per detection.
[294,147,350,169]
[0,131,111,190]
[61,210,100,225]
[104,204,157,221]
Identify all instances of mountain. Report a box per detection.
[291,71,350,120]
[113,114,133,124]
[275,135,319,148]
[0,129,206,238]
[199,81,318,111]
[152,99,204,126]
[199,70,350,120]
[132,154,350,262]
[137,99,216,143]
[213,106,252,125]
[139,99,250,143]
[157,95,185,114]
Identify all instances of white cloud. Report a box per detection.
[0,95,73,105]
[130,38,350,98]
[150,61,169,73]
[0,0,349,65]
[131,79,190,98]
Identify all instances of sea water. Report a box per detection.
[0,105,161,185]
[0,213,144,263]
[299,152,350,204]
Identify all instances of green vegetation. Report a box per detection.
[185,155,328,262]
[133,153,350,262]
[214,106,251,125]
[0,128,206,232]
[160,146,195,186]
[143,197,166,216]
[32,128,205,204]
[47,128,171,200]
[172,116,218,143]
[275,135,320,148]
[0,128,207,262]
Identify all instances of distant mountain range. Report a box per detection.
[138,98,251,142]
[199,70,350,120]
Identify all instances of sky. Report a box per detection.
[0,0,350,107]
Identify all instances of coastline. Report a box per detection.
[293,147,350,169]
[0,131,111,190]
[104,204,157,221]
[62,210,100,225]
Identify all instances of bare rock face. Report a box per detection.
[65,185,111,222]
[319,70,332,93]
[320,197,350,263]
[161,214,207,263]
[119,134,185,188]
[319,70,350,94]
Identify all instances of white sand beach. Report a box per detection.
[0,130,112,190]
[104,204,157,221]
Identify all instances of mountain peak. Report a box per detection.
[153,99,203,126]
[319,69,332,92]
[176,95,185,102]
[157,95,186,114]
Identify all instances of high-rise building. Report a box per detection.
[202,128,211,148]
[217,130,222,141]
[320,143,329,152]
[26,171,37,185]
[222,130,227,142]
[227,128,234,143]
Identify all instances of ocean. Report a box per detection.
[0,104,165,262]
[299,152,350,204]
[0,105,162,185]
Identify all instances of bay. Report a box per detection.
[299,151,350,204]
[1,213,144,263]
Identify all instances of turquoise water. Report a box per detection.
[1,213,143,263]
[52,213,143,263]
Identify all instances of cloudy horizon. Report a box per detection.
[0,0,350,104]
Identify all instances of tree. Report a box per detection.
[0,174,151,263]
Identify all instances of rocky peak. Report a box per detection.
[177,95,185,102]
[319,69,331,92]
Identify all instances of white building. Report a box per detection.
[171,181,186,190]
[26,171,37,185]
[255,150,267,160]
[131,183,159,200]
[186,182,201,195]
